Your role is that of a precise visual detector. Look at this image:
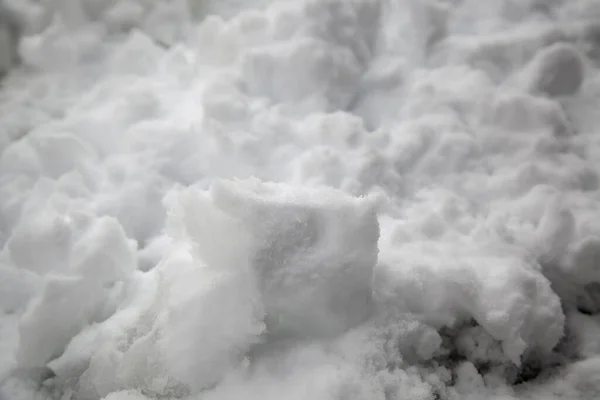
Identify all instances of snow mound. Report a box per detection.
[4,0,600,398]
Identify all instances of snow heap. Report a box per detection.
[3,0,600,399]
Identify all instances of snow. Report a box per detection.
[525,42,585,97]
[374,240,565,365]
[1,0,600,399]
[168,179,380,341]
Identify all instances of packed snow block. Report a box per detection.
[375,243,565,365]
[215,178,379,339]
[154,178,380,392]
[525,42,585,97]
[166,178,381,339]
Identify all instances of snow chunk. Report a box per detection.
[201,178,381,339]
[375,242,565,365]
[567,312,600,358]
[529,356,600,399]
[151,179,381,397]
[454,361,485,395]
[526,42,585,97]
[142,178,380,393]
[485,91,571,137]
[564,236,600,285]
[456,325,510,367]
[563,357,600,396]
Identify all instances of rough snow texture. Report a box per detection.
[2,0,600,399]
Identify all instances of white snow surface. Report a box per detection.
[1,0,600,399]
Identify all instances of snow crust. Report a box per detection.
[2,0,600,399]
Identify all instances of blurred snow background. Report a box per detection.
[1,0,600,399]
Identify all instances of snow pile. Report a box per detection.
[2,0,600,399]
